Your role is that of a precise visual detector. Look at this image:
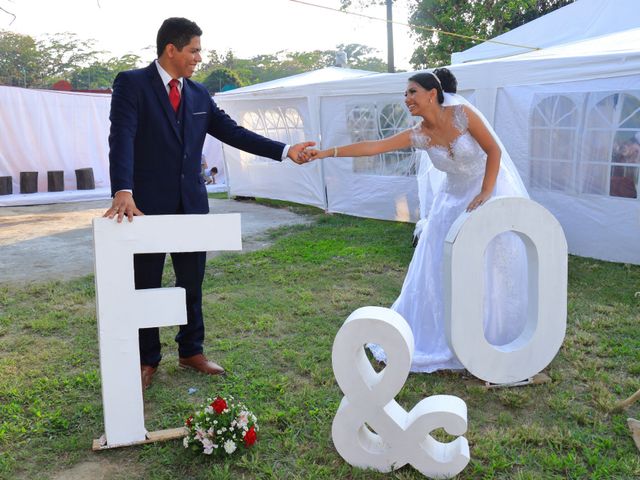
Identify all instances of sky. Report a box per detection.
[3,0,416,70]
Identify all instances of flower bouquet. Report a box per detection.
[183,396,258,456]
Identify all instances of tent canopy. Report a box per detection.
[218,66,379,97]
[451,0,640,64]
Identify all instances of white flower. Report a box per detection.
[223,439,237,454]
[205,406,214,414]
[183,437,189,448]
[202,438,214,455]
[237,411,249,428]
[195,428,206,441]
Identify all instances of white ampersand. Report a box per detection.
[331,306,470,478]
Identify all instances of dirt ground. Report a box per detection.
[0,198,312,284]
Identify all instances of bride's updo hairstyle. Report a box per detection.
[408,68,457,104]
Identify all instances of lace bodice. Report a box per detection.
[411,104,486,177]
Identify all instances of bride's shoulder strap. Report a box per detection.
[452,104,469,132]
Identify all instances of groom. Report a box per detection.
[104,17,314,389]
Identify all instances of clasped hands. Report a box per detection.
[288,141,324,164]
[293,145,327,164]
[104,142,322,222]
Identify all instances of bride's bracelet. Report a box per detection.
[333,146,338,158]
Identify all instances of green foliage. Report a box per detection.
[195,43,387,88]
[1,28,386,91]
[1,203,639,478]
[35,32,103,84]
[0,30,141,89]
[0,30,41,87]
[408,0,576,68]
[201,67,244,94]
[71,54,141,90]
[338,43,388,72]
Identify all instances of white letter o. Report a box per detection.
[444,197,567,384]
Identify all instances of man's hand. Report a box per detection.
[103,191,144,223]
[288,141,316,164]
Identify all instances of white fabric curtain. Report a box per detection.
[494,76,640,264]
[320,94,421,222]
[0,87,111,195]
[214,96,326,209]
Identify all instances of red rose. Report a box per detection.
[244,425,257,447]
[186,416,193,427]
[211,397,227,414]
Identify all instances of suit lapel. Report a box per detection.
[182,80,194,143]
[146,63,183,144]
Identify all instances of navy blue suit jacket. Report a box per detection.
[108,62,286,215]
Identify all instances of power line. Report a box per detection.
[288,0,540,52]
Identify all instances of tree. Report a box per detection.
[337,43,387,72]
[341,0,576,68]
[194,43,388,88]
[202,67,244,94]
[36,33,103,84]
[71,54,141,90]
[0,30,142,89]
[0,30,41,87]
[408,0,576,68]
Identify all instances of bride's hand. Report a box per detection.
[466,192,490,212]
[301,148,330,162]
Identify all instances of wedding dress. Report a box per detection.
[369,98,529,373]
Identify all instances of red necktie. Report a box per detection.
[169,79,180,112]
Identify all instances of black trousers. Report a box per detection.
[134,250,207,366]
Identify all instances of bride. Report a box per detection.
[305,68,529,373]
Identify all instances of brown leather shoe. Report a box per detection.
[178,354,225,375]
[141,365,157,390]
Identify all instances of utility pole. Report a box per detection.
[386,0,395,73]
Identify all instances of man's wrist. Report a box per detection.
[281,145,291,161]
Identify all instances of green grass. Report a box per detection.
[1,201,639,479]
[207,192,230,200]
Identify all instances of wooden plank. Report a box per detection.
[92,427,189,451]
[629,418,640,452]
[613,387,640,411]
[484,372,551,389]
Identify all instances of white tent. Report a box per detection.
[451,0,640,64]
[213,66,380,210]
[215,29,640,264]
[0,86,228,206]
[0,87,112,204]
